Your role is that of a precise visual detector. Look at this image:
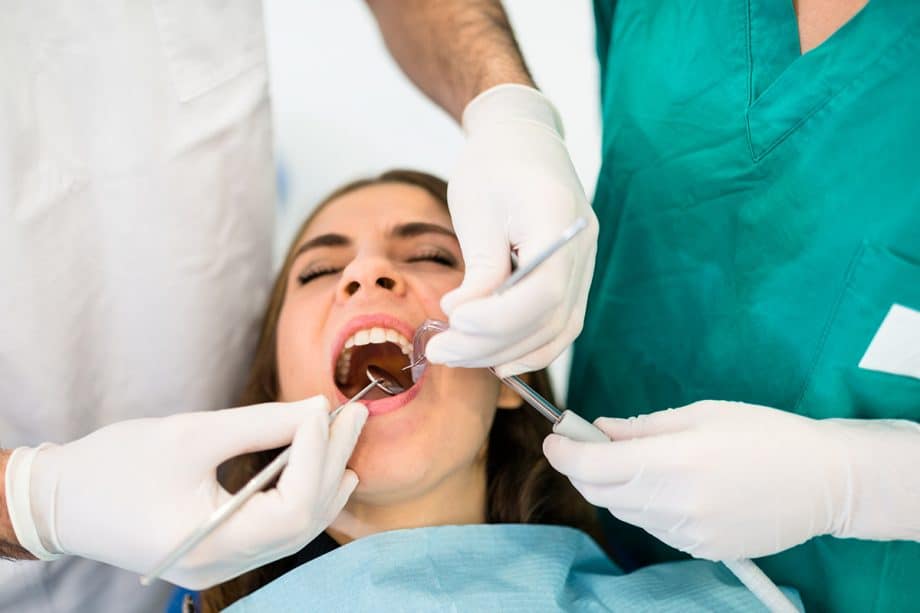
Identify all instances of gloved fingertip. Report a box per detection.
[421,333,460,365]
[356,406,369,431]
[440,282,487,316]
[440,263,509,316]
[342,469,359,493]
[291,401,330,443]
[298,394,330,413]
[439,288,464,316]
[343,402,369,430]
[593,417,630,439]
[542,433,566,459]
[327,470,360,518]
[492,361,529,379]
[445,306,491,335]
[331,404,368,452]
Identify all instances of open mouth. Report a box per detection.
[334,325,416,401]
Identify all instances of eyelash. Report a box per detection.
[408,251,457,267]
[296,251,456,286]
[297,267,340,285]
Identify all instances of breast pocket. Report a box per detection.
[859,303,920,380]
[796,241,920,421]
[152,0,267,102]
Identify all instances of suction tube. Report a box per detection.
[723,559,799,612]
[409,320,798,611]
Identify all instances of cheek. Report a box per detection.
[275,298,327,400]
[411,274,462,320]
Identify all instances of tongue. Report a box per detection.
[347,344,412,390]
[362,386,394,402]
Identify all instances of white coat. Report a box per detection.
[0,1,273,610]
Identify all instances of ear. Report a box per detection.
[496,373,530,410]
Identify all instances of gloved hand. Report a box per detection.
[425,84,599,378]
[4,396,367,589]
[543,400,920,560]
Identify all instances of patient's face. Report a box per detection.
[276,182,504,504]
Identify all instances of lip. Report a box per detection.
[334,368,426,416]
[330,313,422,416]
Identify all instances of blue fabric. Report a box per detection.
[164,587,198,612]
[227,525,800,612]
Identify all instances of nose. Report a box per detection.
[336,256,407,301]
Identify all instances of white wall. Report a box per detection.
[263,0,600,400]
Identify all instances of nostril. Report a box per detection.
[345,281,360,296]
[376,277,396,290]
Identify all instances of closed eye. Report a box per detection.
[297,267,341,285]
[407,250,458,268]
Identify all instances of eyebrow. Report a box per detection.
[293,233,351,258]
[293,222,457,259]
[391,222,457,241]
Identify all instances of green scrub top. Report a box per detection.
[571,1,920,611]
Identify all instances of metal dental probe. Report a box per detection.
[405,217,608,443]
[366,365,406,395]
[140,378,382,586]
[493,216,588,295]
[404,219,799,612]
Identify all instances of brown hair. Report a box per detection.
[201,170,601,611]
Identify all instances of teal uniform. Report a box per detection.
[572,1,920,611]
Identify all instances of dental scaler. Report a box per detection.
[404,217,608,444]
[408,318,608,443]
[140,378,383,586]
[404,220,798,612]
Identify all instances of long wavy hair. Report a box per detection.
[201,170,602,611]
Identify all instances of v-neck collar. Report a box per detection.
[745,0,919,160]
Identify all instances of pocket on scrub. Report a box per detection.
[796,241,920,421]
[152,0,267,102]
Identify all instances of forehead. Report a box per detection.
[301,182,452,242]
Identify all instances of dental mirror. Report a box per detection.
[366,365,405,395]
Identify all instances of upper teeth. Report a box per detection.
[336,327,412,384]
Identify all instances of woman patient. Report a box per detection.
[201,170,789,612]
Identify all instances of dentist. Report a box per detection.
[529,2,920,612]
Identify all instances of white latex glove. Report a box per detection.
[425,84,599,378]
[5,396,367,589]
[543,400,920,560]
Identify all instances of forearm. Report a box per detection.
[0,449,36,560]
[365,0,534,121]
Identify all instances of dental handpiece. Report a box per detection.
[139,378,381,587]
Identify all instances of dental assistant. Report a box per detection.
[0,2,595,611]
[538,1,920,612]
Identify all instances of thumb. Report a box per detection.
[326,469,360,519]
[594,407,697,440]
[440,260,511,316]
[317,402,368,502]
[442,174,511,315]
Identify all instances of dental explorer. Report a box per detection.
[140,377,383,586]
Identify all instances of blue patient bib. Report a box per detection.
[227,524,798,612]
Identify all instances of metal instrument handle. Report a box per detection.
[140,379,380,586]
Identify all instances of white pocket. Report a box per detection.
[859,304,920,380]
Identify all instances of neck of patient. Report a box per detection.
[327,462,487,544]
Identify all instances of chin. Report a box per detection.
[347,431,433,499]
[349,463,434,506]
